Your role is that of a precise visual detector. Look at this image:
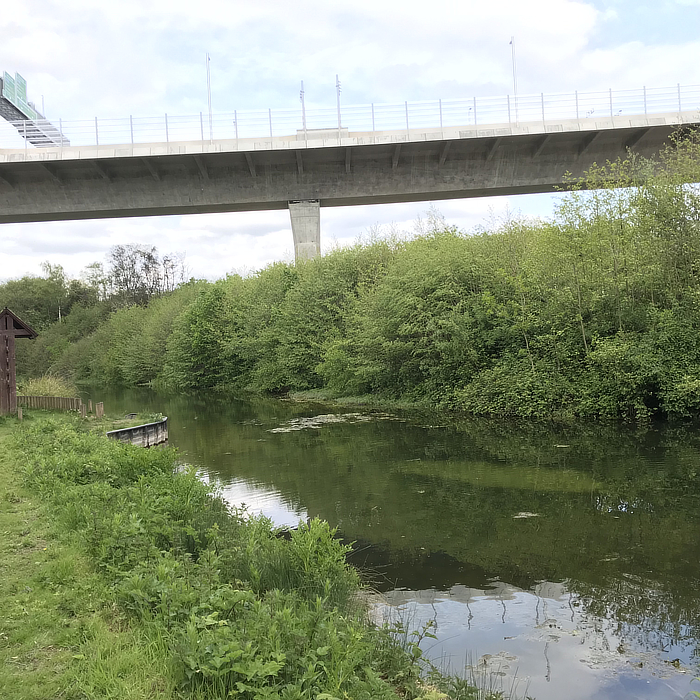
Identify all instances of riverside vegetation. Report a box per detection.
[5,132,700,421]
[1,412,494,700]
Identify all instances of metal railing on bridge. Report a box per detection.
[1,83,699,152]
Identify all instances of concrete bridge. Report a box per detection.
[1,84,699,260]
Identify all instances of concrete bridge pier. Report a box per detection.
[288,200,320,261]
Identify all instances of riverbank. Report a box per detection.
[0,411,486,700]
[0,417,174,699]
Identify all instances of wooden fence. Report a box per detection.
[16,396,104,418]
[18,395,82,411]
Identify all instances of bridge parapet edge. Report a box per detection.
[1,110,698,164]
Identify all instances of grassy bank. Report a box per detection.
[0,417,174,699]
[0,412,496,700]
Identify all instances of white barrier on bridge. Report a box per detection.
[1,83,699,158]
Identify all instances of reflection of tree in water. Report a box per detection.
[98,389,700,662]
[570,576,700,662]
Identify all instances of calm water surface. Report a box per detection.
[98,388,700,700]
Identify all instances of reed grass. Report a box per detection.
[17,374,79,398]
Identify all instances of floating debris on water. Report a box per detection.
[268,412,397,433]
[470,650,519,676]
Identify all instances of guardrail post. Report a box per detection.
[165,113,169,143]
[507,95,511,124]
[269,108,273,139]
[678,83,682,120]
[23,121,27,158]
[234,110,239,141]
[405,101,409,138]
[439,98,443,135]
[371,103,375,133]
[609,88,613,119]
[59,118,64,157]
[575,90,579,121]
[130,115,134,145]
[95,117,99,146]
[473,97,477,126]
[643,86,647,116]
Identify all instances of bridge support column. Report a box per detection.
[288,200,320,261]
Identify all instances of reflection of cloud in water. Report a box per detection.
[220,479,308,529]
[373,582,693,700]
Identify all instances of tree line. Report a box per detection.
[6,132,700,420]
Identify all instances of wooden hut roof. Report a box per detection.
[0,307,38,338]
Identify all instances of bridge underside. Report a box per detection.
[0,122,695,260]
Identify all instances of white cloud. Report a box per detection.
[1,0,699,280]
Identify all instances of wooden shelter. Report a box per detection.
[0,307,37,415]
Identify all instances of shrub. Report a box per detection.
[17,374,79,398]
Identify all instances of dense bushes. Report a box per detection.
[20,131,700,420]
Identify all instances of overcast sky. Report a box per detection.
[2,0,700,281]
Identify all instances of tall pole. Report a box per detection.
[300,80,307,135]
[336,74,342,143]
[206,52,213,142]
[510,36,518,125]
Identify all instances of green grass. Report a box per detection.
[0,413,461,700]
[0,412,521,700]
[0,416,174,699]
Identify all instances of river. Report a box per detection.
[96,387,700,700]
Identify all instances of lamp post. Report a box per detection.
[510,36,518,125]
[206,52,213,142]
[336,75,342,143]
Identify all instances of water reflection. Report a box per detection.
[377,582,694,700]
[93,387,700,699]
[220,479,308,529]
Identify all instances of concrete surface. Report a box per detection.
[1,111,698,260]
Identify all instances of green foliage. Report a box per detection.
[17,131,700,420]
[9,417,466,699]
[162,281,239,390]
[17,374,79,398]
[0,263,69,331]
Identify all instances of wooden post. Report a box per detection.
[88,399,93,413]
[0,331,15,414]
[17,406,22,421]
[80,402,87,419]
[96,402,104,419]
[0,308,37,415]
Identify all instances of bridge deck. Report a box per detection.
[0,110,696,164]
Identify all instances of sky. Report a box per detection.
[2,0,700,282]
